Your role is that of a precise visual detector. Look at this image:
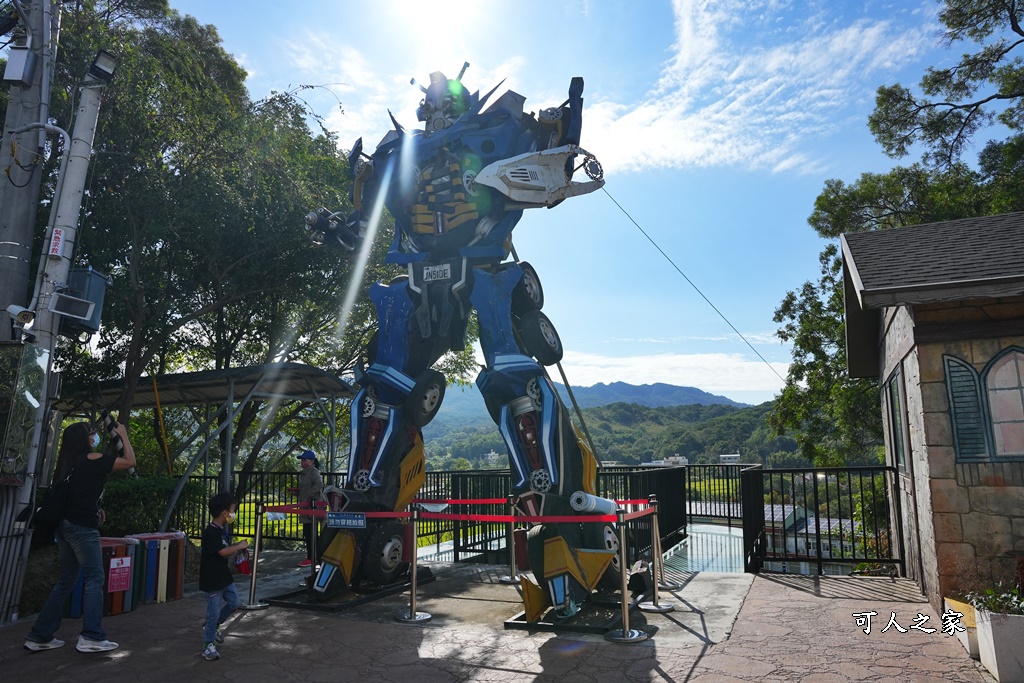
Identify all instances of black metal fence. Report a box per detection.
[179,464,901,577]
[182,466,688,565]
[184,472,345,542]
[685,464,744,527]
[738,465,903,575]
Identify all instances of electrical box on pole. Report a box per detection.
[58,266,110,336]
[2,47,38,86]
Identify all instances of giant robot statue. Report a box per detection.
[304,65,618,620]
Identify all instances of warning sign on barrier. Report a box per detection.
[108,556,132,593]
[326,512,366,529]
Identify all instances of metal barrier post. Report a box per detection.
[499,495,519,585]
[309,503,318,579]
[396,508,431,624]
[240,501,269,610]
[639,496,674,613]
[650,492,682,590]
[605,508,648,642]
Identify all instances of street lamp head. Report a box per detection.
[5,305,35,325]
[87,50,117,83]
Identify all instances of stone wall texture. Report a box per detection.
[886,298,1024,609]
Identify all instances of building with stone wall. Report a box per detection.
[842,211,1024,611]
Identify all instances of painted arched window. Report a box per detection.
[946,355,989,461]
[985,349,1024,457]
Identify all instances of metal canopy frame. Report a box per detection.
[54,362,356,412]
[54,362,356,531]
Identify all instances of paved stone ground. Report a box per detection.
[686,574,994,683]
[0,551,996,682]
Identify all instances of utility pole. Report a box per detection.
[0,51,117,625]
[0,0,57,341]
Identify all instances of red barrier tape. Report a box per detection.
[411,497,653,507]
[411,498,506,505]
[623,508,654,522]
[419,512,618,524]
[263,501,656,524]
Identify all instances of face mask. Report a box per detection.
[225,512,236,524]
[90,433,101,449]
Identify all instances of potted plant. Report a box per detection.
[966,583,1024,682]
[943,595,978,660]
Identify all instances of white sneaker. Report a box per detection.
[24,638,64,652]
[76,636,118,653]
[203,642,220,661]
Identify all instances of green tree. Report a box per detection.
[869,0,1024,170]
[770,245,883,466]
[35,5,478,492]
[771,1,1024,465]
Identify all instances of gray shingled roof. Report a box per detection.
[842,211,1024,309]
[842,211,1024,378]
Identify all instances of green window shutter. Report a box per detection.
[944,355,988,461]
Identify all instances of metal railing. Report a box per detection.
[179,464,900,577]
[738,464,904,575]
[450,471,509,563]
[685,464,744,527]
[185,472,345,542]
[180,466,688,564]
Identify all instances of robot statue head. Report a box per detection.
[415,69,471,132]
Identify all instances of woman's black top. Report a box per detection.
[63,451,116,528]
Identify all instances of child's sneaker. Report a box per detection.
[23,638,64,652]
[203,642,220,661]
[76,636,118,653]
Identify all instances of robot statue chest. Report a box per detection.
[395,135,513,238]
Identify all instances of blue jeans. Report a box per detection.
[204,583,239,643]
[27,519,106,642]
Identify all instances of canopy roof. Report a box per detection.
[54,362,356,413]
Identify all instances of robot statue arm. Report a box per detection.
[302,137,377,252]
[473,145,604,208]
[474,77,603,209]
[303,207,365,251]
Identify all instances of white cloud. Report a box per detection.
[278,1,936,174]
[585,1,935,175]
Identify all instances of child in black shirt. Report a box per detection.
[199,492,248,661]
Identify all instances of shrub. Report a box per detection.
[966,584,1024,615]
[101,475,206,536]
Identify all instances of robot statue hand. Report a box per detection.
[303,206,363,252]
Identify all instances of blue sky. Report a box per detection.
[168,0,951,404]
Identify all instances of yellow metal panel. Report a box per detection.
[353,178,365,212]
[520,576,551,623]
[542,536,574,580]
[321,531,357,584]
[575,549,615,591]
[395,438,426,511]
[445,210,479,231]
[575,423,597,495]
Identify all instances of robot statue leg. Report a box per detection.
[472,264,619,620]
[312,279,439,600]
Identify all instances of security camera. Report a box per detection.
[6,305,35,325]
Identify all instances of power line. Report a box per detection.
[600,186,787,385]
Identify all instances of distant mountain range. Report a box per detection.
[553,382,745,410]
[424,381,745,437]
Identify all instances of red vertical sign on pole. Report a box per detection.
[108,556,132,593]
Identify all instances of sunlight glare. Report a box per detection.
[335,162,394,339]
